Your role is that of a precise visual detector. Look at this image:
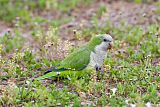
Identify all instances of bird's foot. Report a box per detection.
[95,65,101,71]
[95,64,104,73]
[95,64,105,80]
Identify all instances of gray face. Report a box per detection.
[95,34,113,52]
[101,34,113,50]
[102,34,113,43]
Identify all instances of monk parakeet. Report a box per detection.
[36,34,113,80]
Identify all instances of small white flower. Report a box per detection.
[130,103,136,107]
[146,102,152,107]
[26,80,30,85]
[125,99,130,105]
[111,88,117,95]
[57,72,60,75]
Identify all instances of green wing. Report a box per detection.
[35,45,91,80]
[59,46,91,70]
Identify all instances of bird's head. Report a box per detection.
[89,34,113,51]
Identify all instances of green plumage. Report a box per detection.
[59,46,91,70]
[35,35,104,80]
[59,35,103,70]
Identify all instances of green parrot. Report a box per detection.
[36,34,113,80]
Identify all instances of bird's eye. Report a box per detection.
[103,39,107,42]
[103,38,111,42]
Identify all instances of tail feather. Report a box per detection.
[35,71,59,80]
[34,66,68,80]
[44,66,68,74]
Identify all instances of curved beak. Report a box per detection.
[108,42,113,49]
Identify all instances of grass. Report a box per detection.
[0,0,160,107]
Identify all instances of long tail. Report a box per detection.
[44,66,68,74]
[35,66,68,80]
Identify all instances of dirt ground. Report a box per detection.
[0,1,159,39]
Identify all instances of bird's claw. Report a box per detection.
[95,64,104,73]
[95,65,101,71]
